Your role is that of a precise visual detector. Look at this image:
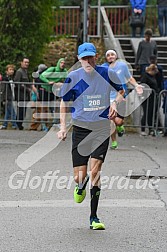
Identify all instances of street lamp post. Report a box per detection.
[97,0,101,37]
[83,0,88,42]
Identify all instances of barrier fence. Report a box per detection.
[53,5,158,37]
[156,90,167,134]
[0,81,166,135]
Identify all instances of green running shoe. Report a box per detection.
[74,185,86,203]
[116,125,125,137]
[111,141,118,149]
[90,217,105,230]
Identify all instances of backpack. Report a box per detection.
[129,13,145,27]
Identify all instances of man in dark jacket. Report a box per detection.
[135,29,157,75]
[14,57,31,130]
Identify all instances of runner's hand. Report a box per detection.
[108,103,117,120]
[57,129,67,141]
[135,84,143,95]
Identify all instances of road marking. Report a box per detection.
[0,199,164,208]
[0,139,32,145]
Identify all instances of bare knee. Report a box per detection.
[74,168,87,184]
[115,117,124,126]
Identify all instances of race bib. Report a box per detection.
[83,94,106,111]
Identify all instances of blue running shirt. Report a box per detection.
[60,65,122,122]
[102,60,132,100]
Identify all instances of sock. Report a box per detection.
[90,186,101,219]
[78,174,89,190]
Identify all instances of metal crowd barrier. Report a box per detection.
[124,88,158,131]
[155,90,167,134]
[0,81,61,130]
[0,81,166,134]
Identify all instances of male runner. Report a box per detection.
[102,49,143,148]
[57,43,123,230]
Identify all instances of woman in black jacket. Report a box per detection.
[140,64,159,135]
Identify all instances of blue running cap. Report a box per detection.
[78,42,96,59]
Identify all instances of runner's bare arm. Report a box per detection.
[129,76,143,95]
[57,99,68,141]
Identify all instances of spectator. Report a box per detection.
[40,58,67,93]
[0,64,17,130]
[135,29,157,75]
[14,57,31,130]
[140,64,159,136]
[162,79,167,136]
[149,55,164,92]
[157,0,167,37]
[29,64,48,131]
[149,55,164,131]
[163,96,167,136]
[39,58,68,127]
[0,73,5,116]
[130,0,147,37]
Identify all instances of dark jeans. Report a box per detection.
[38,88,55,102]
[141,94,156,132]
[3,101,17,128]
[164,97,167,133]
[39,88,57,112]
[17,106,27,129]
[132,26,144,38]
[158,6,167,36]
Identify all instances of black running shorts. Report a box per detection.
[117,113,124,120]
[72,125,110,167]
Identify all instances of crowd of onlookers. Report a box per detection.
[129,0,167,137]
[0,57,67,131]
[135,28,167,136]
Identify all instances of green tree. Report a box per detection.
[0,0,58,72]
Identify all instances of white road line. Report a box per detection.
[0,199,164,208]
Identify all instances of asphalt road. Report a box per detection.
[0,128,167,252]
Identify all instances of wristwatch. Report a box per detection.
[112,100,119,106]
